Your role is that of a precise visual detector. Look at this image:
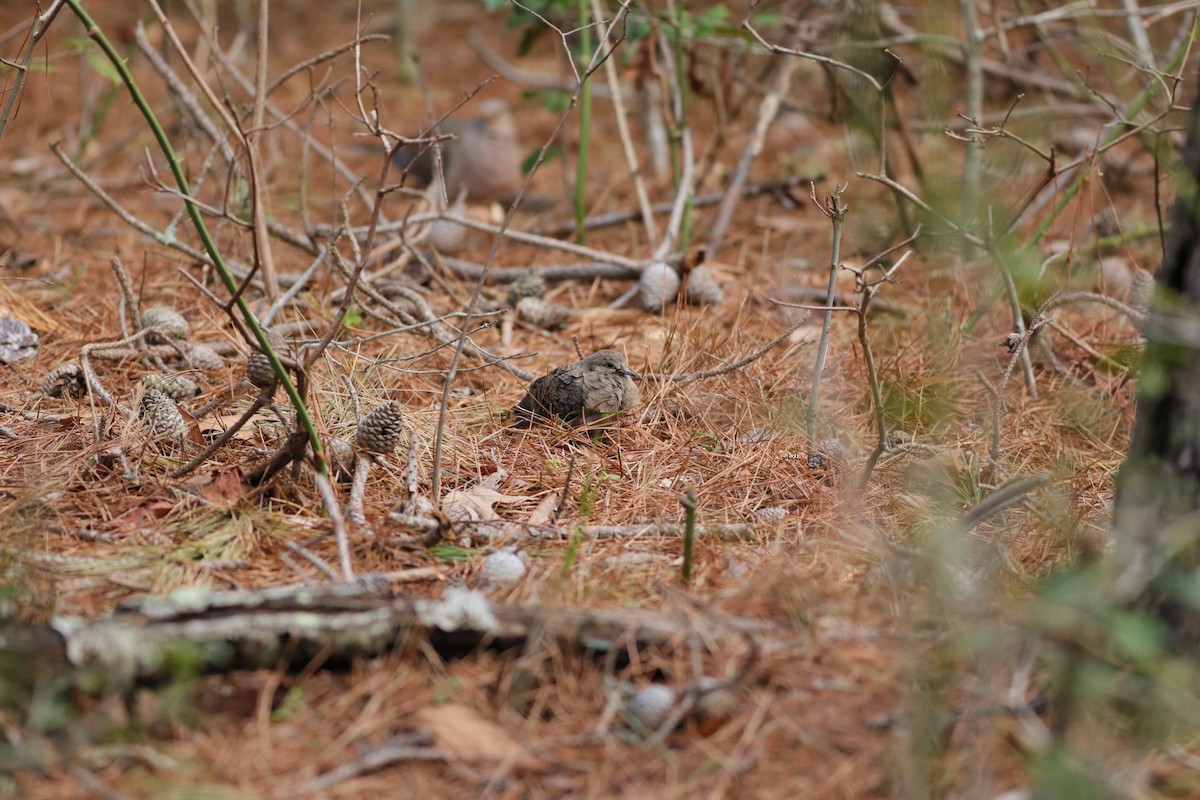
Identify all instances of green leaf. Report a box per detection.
[522,143,560,175]
[271,687,307,722]
[84,51,122,86]
[536,88,572,113]
[693,5,730,34]
[341,305,363,329]
[1108,610,1166,668]
[749,11,783,27]
[517,24,546,56]
[426,543,473,563]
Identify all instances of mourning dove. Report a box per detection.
[512,350,640,428]
[394,99,522,204]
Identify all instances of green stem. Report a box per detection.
[681,487,696,583]
[64,0,324,471]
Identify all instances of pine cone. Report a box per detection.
[1130,267,1156,317]
[325,436,357,481]
[516,296,568,330]
[356,401,406,454]
[245,328,293,389]
[507,270,547,307]
[246,351,278,390]
[141,306,190,345]
[628,684,677,730]
[427,195,469,254]
[258,327,293,359]
[140,389,188,443]
[141,373,200,400]
[638,262,681,312]
[41,363,86,398]
[683,265,724,306]
[481,547,528,587]
[181,343,224,371]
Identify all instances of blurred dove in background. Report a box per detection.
[394,98,523,205]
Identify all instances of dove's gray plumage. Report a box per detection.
[393,99,522,204]
[513,350,640,428]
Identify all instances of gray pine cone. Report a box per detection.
[356,401,406,454]
[326,436,357,481]
[245,328,293,389]
[140,389,188,443]
[683,265,724,306]
[1130,267,1156,317]
[41,363,86,398]
[141,306,190,345]
[427,195,469,254]
[507,270,547,307]
[141,373,201,400]
[246,351,278,390]
[259,327,292,358]
[638,262,681,312]
[181,343,224,370]
[516,296,568,330]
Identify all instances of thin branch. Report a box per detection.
[642,313,811,384]
[0,0,67,142]
[706,52,800,254]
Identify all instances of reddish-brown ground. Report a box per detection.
[0,1,1184,797]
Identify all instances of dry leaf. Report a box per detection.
[526,492,559,527]
[412,703,543,769]
[192,465,252,506]
[442,480,525,523]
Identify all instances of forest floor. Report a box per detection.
[0,1,1182,797]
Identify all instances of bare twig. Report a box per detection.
[743,17,887,92]
[536,523,765,541]
[0,0,67,142]
[333,212,647,271]
[1041,290,1146,326]
[193,1,378,213]
[347,456,375,537]
[959,473,1052,531]
[706,52,800,254]
[244,0,280,299]
[441,257,639,284]
[958,0,984,235]
[532,175,823,237]
[591,0,657,246]
[171,388,275,478]
[284,540,339,582]
[807,184,849,441]
[641,313,811,384]
[51,142,235,270]
[297,736,443,794]
[108,256,140,338]
[854,249,914,490]
[986,295,1056,480]
[312,471,354,581]
[133,22,237,165]
[266,33,390,97]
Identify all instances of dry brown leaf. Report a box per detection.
[191,465,252,506]
[412,703,543,770]
[442,485,526,522]
[525,492,559,527]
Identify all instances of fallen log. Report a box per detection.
[4,583,771,693]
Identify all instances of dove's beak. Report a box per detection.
[620,366,639,380]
